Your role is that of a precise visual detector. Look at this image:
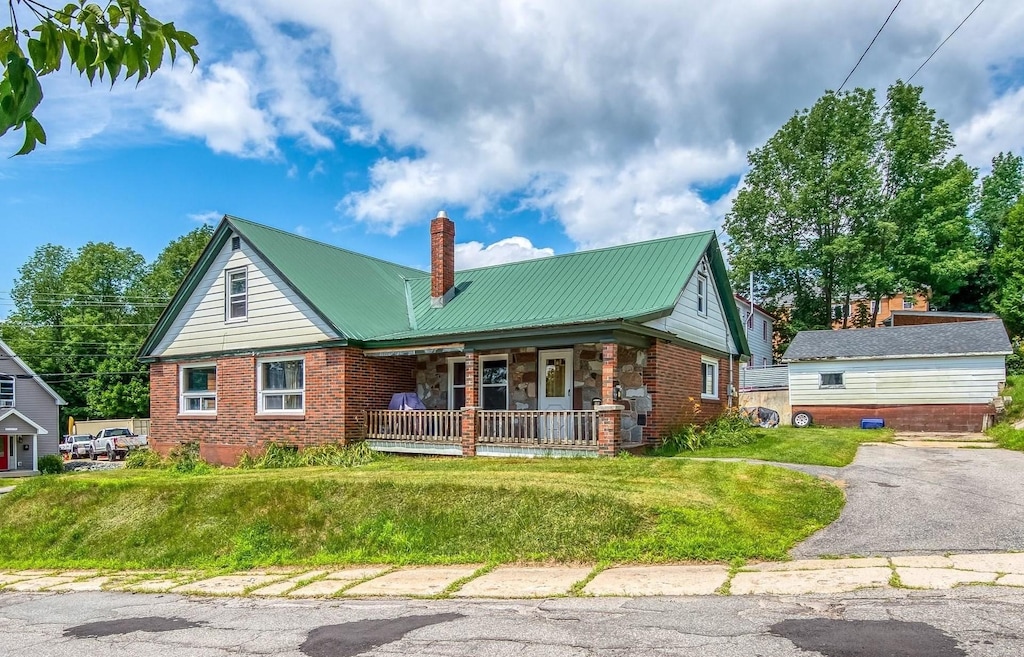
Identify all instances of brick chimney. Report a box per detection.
[430,210,455,307]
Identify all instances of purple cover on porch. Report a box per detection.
[388,392,427,411]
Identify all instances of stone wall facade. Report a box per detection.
[792,403,993,432]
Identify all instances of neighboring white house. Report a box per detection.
[735,295,774,368]
[783,320,1011,432]
[0,338,66,473]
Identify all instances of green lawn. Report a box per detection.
[989,374,1024,452]
[675,426,894,467]
[0,457,842,570]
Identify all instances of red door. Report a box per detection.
[0,435,7,470]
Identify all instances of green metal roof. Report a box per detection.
[140,216,750,358]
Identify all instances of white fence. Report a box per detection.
[740,365,789,391]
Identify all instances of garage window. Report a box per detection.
[181,364,217,413]
[819,372,845,388]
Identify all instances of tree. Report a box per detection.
[991,199,1024,339]
[132,224,212,324]
[1,0,198,154]
[725,88,881,330]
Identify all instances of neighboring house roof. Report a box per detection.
[734,295,776,320]
[0,338,67,405]
[141,216,751,357]
[783,320,1012,362]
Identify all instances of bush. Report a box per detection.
[167,441,212,475]
[1007,340,1023,376]
[237,441,381,470]
[660,410,758,454]
[124,449,165,469]
[37,454,64,475]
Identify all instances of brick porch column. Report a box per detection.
[597,404,624,456]
[461,351,479,456]
[601,342,618,404]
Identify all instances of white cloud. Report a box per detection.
[156,59,279,158]
[953,86,1024,167]
[213,0,1024,248]
[455,237,555,270]
[188,210,222,225]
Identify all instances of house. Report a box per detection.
[0,339,66,474]
[886,310,999,327]
[735,295,774,368]
[139,213,750,463]
[783,320,1011,431]
[831,292,930,328]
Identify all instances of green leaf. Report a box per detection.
[15,116,47,156]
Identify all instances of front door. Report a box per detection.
[0,435,7,470]
[538,349,573,440]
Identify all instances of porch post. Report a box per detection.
[597,404,624,456]
[601,342,618,404]
[32,434,38,471]
[461,351,479,456]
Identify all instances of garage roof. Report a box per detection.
[783,320,1013,362]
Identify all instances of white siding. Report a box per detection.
[737,302,774,367]
[789,356,1006,406]
[154,233,339,357]
[644,257,736,354]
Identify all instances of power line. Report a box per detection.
[906,0,986,84]
[838,0,903,93]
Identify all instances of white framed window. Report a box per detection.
[447,357,467,410]
[745,310,753,329]
[819,372,845,388]
[180,364,217,414]
[0,374,13,408]
[903,298,914,309]
[480,355,509,410]
[225,267,248,322]
[257,357,304,413]
[701,357,718,399]
[762,319,769,341]
[696,274,708,317]
[762,357,769,368]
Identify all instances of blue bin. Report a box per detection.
[860,418,885,429]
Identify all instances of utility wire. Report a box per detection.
[837,0,903,93]
[906,0,986,84]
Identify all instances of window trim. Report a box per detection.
[903,298,914,310]
[0,374,14,408]
[762,319,769,341]
[256,356,305,415]
[696,274,708,317]
[700,356,719,400]
[819,372,845,389]
[479,354,510,411]
[179,362,217,415]
[447,356,467,410]
[225,266,248,323]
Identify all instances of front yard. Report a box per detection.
[989,374,1024,451]
[675,426,895,467]
[0,457,842,570]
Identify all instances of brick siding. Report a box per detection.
[643,340,739,440]
[793,403,993,432]
[891,315,993,327]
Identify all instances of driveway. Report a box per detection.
[793,443,1024,557]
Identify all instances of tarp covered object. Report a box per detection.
[388,392,427,410]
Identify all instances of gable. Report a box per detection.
[0,338,65,405]
[644,256,738,354]
[0,409,48,434]
[151,232,340,357]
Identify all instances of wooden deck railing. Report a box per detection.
[365,410,463,442]
[478,410,599,446]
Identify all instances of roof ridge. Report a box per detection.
[456,230,717,274]
[225,215,426,276]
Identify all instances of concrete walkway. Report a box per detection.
[2,553,1023,599]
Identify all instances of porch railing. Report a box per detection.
[365,410,463,443]
[739,364,789,391]
[478,410,599,447]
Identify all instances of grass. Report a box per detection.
[674,426,894,467]
[0,457,843,571]
[988,374,1024,452]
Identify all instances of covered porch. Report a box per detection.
[0,409,46,474]
[362,341,644,457]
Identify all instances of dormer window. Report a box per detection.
[226,267,248,321]
[0,375,13,408]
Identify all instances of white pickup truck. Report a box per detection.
[90,428,149,461]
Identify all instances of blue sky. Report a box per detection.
[2,0,1023,312]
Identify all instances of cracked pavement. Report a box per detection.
[2,587,1023,656]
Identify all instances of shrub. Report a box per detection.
[237,441,382,470]
[38,454,64,475]
[167,441,212,475]
[125,449,165,469]
[661,410,758,454]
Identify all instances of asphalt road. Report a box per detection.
[3,587,1024,656]
[793,444,1024,557]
